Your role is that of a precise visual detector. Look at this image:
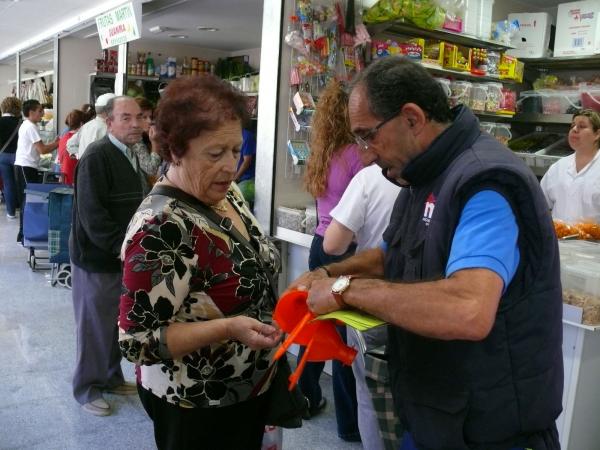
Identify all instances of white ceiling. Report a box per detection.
[0,0,263,67]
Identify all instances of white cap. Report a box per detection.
[95,93,116,108]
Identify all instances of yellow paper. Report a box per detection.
[315,310,386,331]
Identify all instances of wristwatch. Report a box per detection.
[331,275,353,308]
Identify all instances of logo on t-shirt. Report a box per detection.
[422,193,436,225]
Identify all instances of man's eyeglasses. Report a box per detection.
[352,112,399,151]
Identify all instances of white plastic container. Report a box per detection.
[555,0,600,57]
[507,12,555,58]
[494,123,512,145]
[539,89,580,114]
[470,83,488,112]
[485,82,503,113]
[561,260,600,298]
[450,80,472,107]
[464,0,494,39]
[276,206,305,233]
[303,207,317,236]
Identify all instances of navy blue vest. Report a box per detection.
[383,107,563,450]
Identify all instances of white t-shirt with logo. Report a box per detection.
[15,119,42,169]
[540,151,600,223]
[330,164,402,252]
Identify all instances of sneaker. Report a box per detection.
[82,397,111,416]
[302,396,327,420]
[105,381,137,395]
[6,214,16,219]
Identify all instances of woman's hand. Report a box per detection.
[149,125,160,154]
[226,316,283,350]
[287,267,329,292]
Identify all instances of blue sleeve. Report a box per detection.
[241,129,256,157]
[446,190,520,292]
[380,240,388,253]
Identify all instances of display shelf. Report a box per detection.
[511,113,573,125]
[274,227,313,248]
[563,319,600,332]
[420,62,516,84]
[370,20,515,51]
[474,112,514,122]
[90,72,161,82]
[520,55,600,70]
[245,91,259,96]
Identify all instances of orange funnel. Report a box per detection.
[274,290,357,389]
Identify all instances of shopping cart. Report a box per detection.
[22,182,68,271]
[48,186,73,288]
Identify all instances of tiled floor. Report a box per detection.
[0,207,361,450]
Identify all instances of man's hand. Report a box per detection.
[306,278,340,315]
[287,267,329,292]
[226,316,283,350]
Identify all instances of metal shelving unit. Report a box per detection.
[511,113,573,125]
[520,55,600,70]
[420,62,517,84]
[370,20,515,51]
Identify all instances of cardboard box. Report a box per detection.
[555,0,600,56]
[507,12,555,58]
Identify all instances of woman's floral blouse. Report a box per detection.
[119,185,281,408]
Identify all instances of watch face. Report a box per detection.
[332,276,350,293]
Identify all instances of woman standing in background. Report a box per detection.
[541,109,600,223]
[300,79,374,442]
[0,97,22,219]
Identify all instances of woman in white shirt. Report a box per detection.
[14,99,58,242]
[540,109,600,223]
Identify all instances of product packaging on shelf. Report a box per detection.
[580,85,600,112]
[443,43,471,71]
[498,54,524,83]
[554,0,600,57]
[450,80,472,107]
[507,12,555,58]
[420,40,444,66]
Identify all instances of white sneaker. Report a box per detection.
[6,214,16,219]
[82,397,111,416]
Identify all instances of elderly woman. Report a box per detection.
[119,76,282,450]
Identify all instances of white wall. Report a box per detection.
[57,37,102,130]
[0,64,16,101]
[229,47,261,71]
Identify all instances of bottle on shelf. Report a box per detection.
[146,52,155,77]
[183,57,190,76]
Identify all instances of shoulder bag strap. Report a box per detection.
[0,119,22,154]
[151,184,278,299]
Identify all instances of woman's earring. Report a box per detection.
[174,160,181,167]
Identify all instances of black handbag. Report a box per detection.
[151,184,308,428]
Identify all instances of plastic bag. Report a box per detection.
[261,426,283,450]
[364,0,446,30]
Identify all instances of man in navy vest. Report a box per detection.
[290,57,563,450]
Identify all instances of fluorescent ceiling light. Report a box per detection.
[197,26,219,32]
[168,34,188,39]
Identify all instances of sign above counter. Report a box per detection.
[96,2,140,49]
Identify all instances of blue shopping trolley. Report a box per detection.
[22,183,70,276]
[48,187,74,288]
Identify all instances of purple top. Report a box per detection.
[315,143,364,236]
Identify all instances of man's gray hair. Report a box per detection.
[104,96,130,119]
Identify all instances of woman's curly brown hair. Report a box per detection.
[153,76,248,162]
[304,79,354,198]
